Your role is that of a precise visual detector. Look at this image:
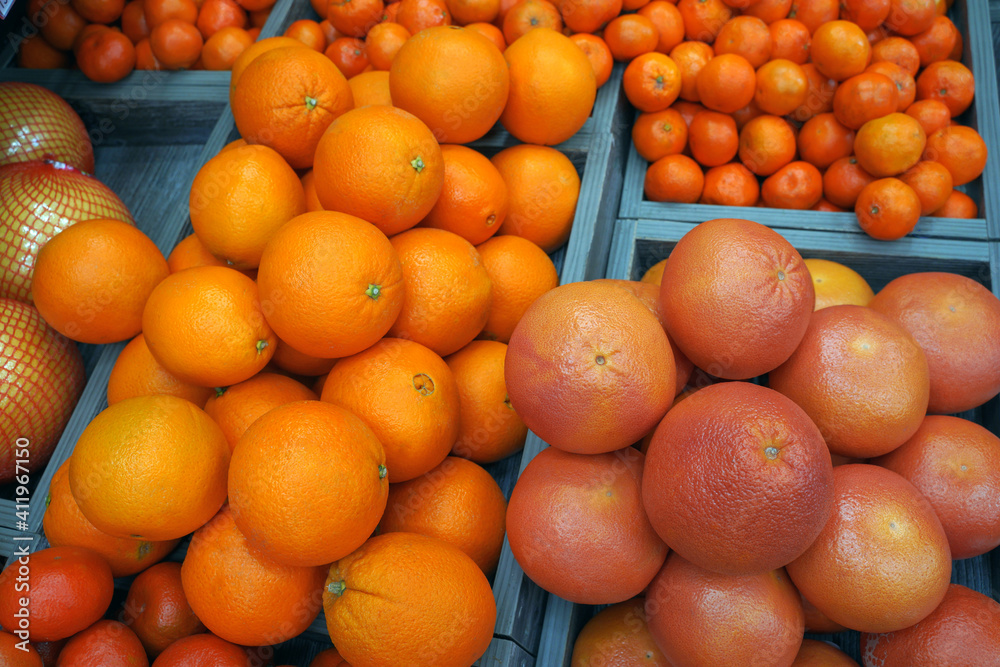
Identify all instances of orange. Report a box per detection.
[256,211,404,359]
[677,0,731,42]
[645,555,804,665]
[809,20,870,82]
[446,0,498,25]
[144,0,197,26]
[364,21,409,69]
[321,337,460,482]
[229,401,388,567]
[854,112,926,178]
[505,281,676,454]
[898,160,952,215]
[771,304,929,457]
[421,144,508,245]
[107,333,213,407]
[787,0,839,32]
[389,26,508,144]
[687,110,738,167]
[327,0,383,37]
[769,18,810,64]
[803,258,874,310]
[909,15,958,67]
[603,14,658,62]
[201,26,254,70]
[873,415,1000,560]
[823,155,876,209]
[786,464,951,633]
[569,33,613,88]
[0,546,113,642]
[659,218,814,379]
[485,147,574,253]
[299,168,325,212]
[44,459,178,577]
[832,72,899,130]
[39,1,87,51]
[638,1,684,54]
[75,27,137,83]
[632,108,688,162]
[738,114,797,176]
[229,35,305,91]
[181,505,326,645]
[623,51,682,113]
[507,447,668,603]
[860,584,1000,665]
[17,33,71,70]
[644,382,833,574]
[761,160,823,210]
[501,28,596,145]
[868,272,1000,414]
[871,35,920,75]
[570,598,668,666]
[0,299,84,483]
[754,58,808,117]
[713,14,771,67]
[668,40,712,103]
[0,632,42,667]
[792,639,859,665]
[142,266,276,387]
[188,144,306,269]
[854,177,922,240]
[791,62,837,122]
[380,455,506,573]
[122,562,205,657]
[842,0,889,30]
[885,0,936,35]
[202,372,317,450]
[395,0,451,33]
[463,20,505,50]
[69,395,230,540]
[326,37,369,77]
[150,19,203,69]
[932,189,977,218]
[476,234,558,344]
[905,98,951,136]
[323,532,495,667]
[269,337,337,376]
[151,634,252,666]
[386,228,492,356]
[197,0,245,38]
[742,0,792,22]
[915,60,974,118]
[57,621,147,666]
[312,105,444,236]
[72,0,125,23]
[695,53,756,114]
[502,0,562,44]
[922,125,988,187]
[309,649,350,667]
[866,60,916,112]
[30,218,167,344]
[556,0,621,34]
[231,46,353,169]
[796,112,854,170]
[701,162,759,207]
[446,339,527,462]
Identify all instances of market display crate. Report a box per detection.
[531,217,1000,666]
[617,0,1000,242]
[0,56,629,662]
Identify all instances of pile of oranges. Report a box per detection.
[18,0,280,80]
[623,0,988,241]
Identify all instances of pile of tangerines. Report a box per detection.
[625,0,988,240]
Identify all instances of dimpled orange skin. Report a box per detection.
[312,106,444,238]
[323,532,496,667]
[658,218,814,379]
[642,382,834,576]
[570,598,669,666]
[868,272,1000,414]
[0,298,84,483]
[504,281,676,455]
[644,555,805,667]
[229,401,388,567]
[43,460,179,577]
[860,584,1000,666]
[180,505,326,646]
[202,372,318,451]
[506,447,669,604]
[256,211,404,360]
[0,630,43,667]
[68,395,230,541]
[142,266,277,388]
[769,305,930,459]
[792,639,859,665]
[0,160,133,302]
[389,26,509,144]
[786,464,952,634]
[107,334,213,408]
[321,337,461,483]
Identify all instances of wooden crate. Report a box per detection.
[617,0,1000,241]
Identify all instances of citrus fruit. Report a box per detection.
[107,333,213,407]
[149,634,250,667]
[475,234,558,344]
[202,372,317,450]
[420,144,508,245]
[0,82,93,172]
[56,621,148,667]
[803,258,874,310]
[570,598,668,666]
[122,562,206,657]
